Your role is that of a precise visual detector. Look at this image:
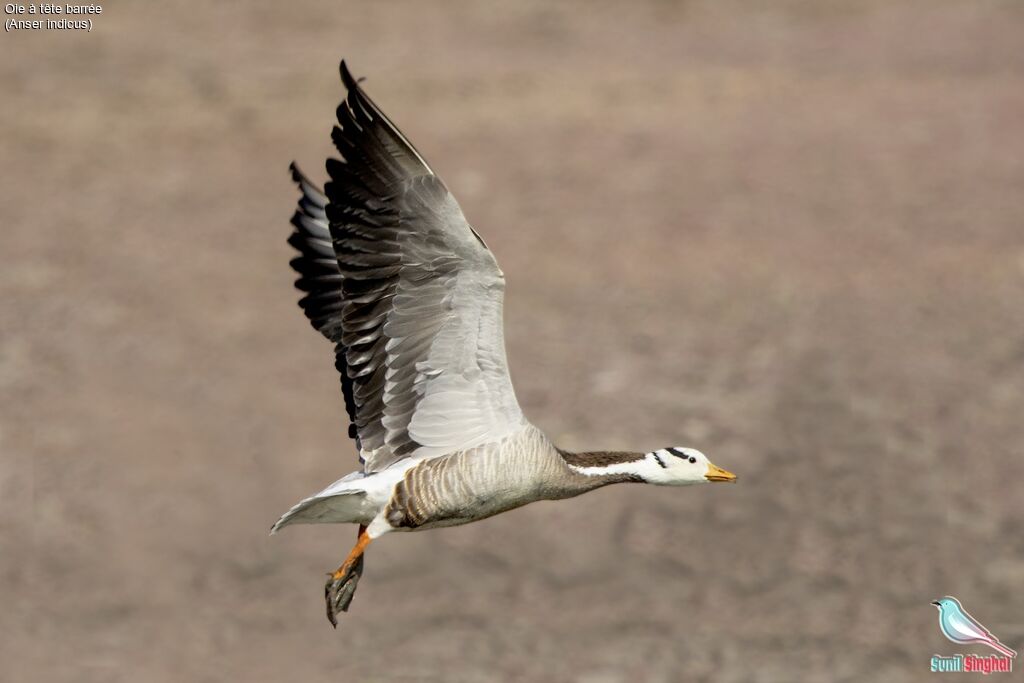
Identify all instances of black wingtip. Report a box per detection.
[288,161,301,182]
[339,59,357,91]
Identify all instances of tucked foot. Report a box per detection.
[324,553,364,626]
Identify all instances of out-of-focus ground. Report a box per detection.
[3,1,1024,681]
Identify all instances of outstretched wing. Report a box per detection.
[287,61,525,473]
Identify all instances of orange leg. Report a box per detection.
[330,525,372,581]
[324,525,371,626]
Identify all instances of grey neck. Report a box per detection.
[559,449,645,469]
[553,449,646,498]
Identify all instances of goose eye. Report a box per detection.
[689,456,696,463]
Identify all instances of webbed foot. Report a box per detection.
[324,553,364,626]
[323,525,372,627]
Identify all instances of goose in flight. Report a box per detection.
[274,60,738,626]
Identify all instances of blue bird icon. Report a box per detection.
[932,597,1017,658]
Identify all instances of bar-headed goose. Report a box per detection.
[274,61,737,626]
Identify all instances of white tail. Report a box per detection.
[271,491,372,534]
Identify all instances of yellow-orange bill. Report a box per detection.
[705,463,737,483]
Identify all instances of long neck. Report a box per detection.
[555,449,647,496]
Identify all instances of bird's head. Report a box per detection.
[641,447,737,486]
[932,597,963,612]
[560,446,737,486]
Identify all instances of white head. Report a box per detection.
[641,447,737,486]
[564,446,737,486]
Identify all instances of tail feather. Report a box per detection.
[988,639,1017,659]
[270,490,370,534]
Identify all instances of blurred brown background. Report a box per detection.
[3,1,1023,681]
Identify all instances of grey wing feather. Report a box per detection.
[288,60,524,473]
[287,163,360,448]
